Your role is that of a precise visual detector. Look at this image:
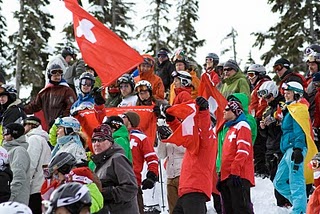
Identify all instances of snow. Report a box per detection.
[143,165,292,214]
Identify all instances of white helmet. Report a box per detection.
[258,81,278,98]
[134,80,152,93]
[247,64,266,75]
[54,116,81,135]
[172,70,192,87]
[0,202,32,214]
[282,81,304,96]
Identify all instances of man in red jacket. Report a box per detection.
[122,111,159,214]
[218,101,254,214]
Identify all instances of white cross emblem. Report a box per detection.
[228,131,236,142]
[76,19,97,43]
[130,139,138,149]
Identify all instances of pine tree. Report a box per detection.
[172,0,205,60]
[252,0,320,71]
[0,0,8,78]
[136,0,173,55]
[7,0,54,98]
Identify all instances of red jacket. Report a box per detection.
[200,70,220,87]
[249,78,269,119]
[129,129,158,186]
[314,88,320,128]
[221,119,255,186]
[173,87,192,105]
[167,109,215,200]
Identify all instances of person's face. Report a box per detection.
[308,62,318,74]
[54,206,90,214]
[158,55,168,64]
[121,115,130,128]
[119,83,132,97]
[283,90,294,102]
[273,64,285,78]
[175,62,186,71]
[247,72,258,85]
[92,137,113,154]
[223,67,236,79]
[50,70,63,82]
[24,124,32,134]
[0,95,8,105]
[173,77,182,88]
[206,58,214,69]
[223,106,236,121]
[3,134,12,141]
[140,63,152,73]
[52,169,65,182]
[138,90,150,101]
[65,55,73,64]
[57,126,65,138]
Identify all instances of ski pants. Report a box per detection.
[172,192,207,214]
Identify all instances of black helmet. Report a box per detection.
[104,115,124,131]
[206,53,219,65]
[47,152,76,177]
[47,64,63,79]
[45,182,91,214]
[61,47,76,59]
[79,72,95,92]
[117,74,135,91]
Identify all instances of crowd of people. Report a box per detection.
[0,44,319,214]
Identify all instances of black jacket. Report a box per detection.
[0,166,13,203]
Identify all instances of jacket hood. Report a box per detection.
[227,93,249,113]
[223,71,246,85]
[138,54,156,75]
[26,125,49,141]
[3,135,28,151]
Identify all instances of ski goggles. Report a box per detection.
[247,72,256,79]
[50,69,63,75]
[80,79,94,87]
[257,89,269,98]
[135,85,149,92]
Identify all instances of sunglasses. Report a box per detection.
[92,138,107,143]
[223,68,233,72]
[273,64,283,72]
[206,58,213,62]
[50,69,63,75]
[224,107,231,111]
[247,72,256,79]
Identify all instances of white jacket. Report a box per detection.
[118,94,138,107]
[26,125,51,194]
[157,141,185,179]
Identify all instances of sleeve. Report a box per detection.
[75,59,86,79]
[49,124,58,147]
[238,79,251,102]
[140,137,159,176]
[153,78,165,100]
[24,93,43,114]
[87,183,104,213]
[292,116,307,150]
[230,124,252,176]
[9,149,30,201]
[62,88,77,117]
[2,106,26,126]
[102,155,138,204]
[27,137,42,181]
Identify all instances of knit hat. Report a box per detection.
[0,146,8,166]
[103,116,124,131]
[92,124,114,143]
[123,111,140,128]
[67,167,94,184]
[274,58,291,69]
[224,59,240,72]
[3,123,25,139]
[313,72,320,82]
[23,116,41,126]
[226,101,244,117]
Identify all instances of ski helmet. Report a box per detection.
[47,64,63,79]
[61,47,76,59]
[135,80,152,94]
[47,152,77,177]
[45,182,91,214]
[205,53,219,65]
[305,44,320,56]
[79,72,95,92]
[247,64,266,79]
[282,81,304,97]
[0,202,32,214]
[172,70,192,87]
[257,81,279,99]
[54,116,81,135]
[117,74,135,91]
[0,84,17,101]
[104,115,124,131]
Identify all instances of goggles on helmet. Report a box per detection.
[257,89,269,98]
[281,83,304,94]
[80,79,94,87]
[247,72,256,79]
[50,69,63,75]
[135,85,149,93]
[54,118,80,130]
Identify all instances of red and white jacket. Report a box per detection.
[221,120,255,186]
[129,129,159,186]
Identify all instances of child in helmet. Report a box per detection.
[44,182,92,214]
[51,116,87,163]
[117,73,138,107]
[70,72,95,115]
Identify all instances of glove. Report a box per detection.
[291,148,303,165]
[153,105,163,118]
[142,171,157,190]
[196,96,209,111]
[229,174,242,187]
[91,87,105,105]
[157,125,172,140]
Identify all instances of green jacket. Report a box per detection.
[220,71,251,101]
[216,92,257,173]
[87,182,104,213]
[113,125,132,163]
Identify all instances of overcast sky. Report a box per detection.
[2,0,280,71]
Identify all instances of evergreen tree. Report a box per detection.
[252,0,320,72]
[0,0,8,78]
[136,0,173,55]
[7,0,54,97]
[172,0,205,60]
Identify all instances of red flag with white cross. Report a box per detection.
[64,0,144,86]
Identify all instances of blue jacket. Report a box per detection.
[70,93,94,114]
[280,111,306,153]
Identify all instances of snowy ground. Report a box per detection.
[143,162,292,214]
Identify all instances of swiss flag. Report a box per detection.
[163,101,200,155]
[198,73,228,132]
[64,0,144,86]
